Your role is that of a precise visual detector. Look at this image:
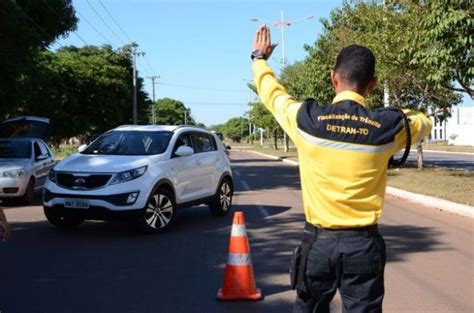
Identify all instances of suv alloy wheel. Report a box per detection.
[139,187,176,233]
[209,177,233,216]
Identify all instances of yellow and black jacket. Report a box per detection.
[253,60,432,229]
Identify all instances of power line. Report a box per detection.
[86,0,126,46]
[75,10,114,46]
[157,82,247,93]
[183,102,247,106]
[15,4,65,49]
[97,0,133,43]
[144,55,157,76]
[41,0,88,46]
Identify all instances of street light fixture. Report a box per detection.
[251,12,314,68]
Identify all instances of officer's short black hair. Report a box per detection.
[334,45,376,92]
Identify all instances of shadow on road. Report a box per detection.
[0,204,297,313]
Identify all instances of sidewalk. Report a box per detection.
[238,149,474,219]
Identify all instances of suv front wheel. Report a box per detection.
[139,188,176,233]
[209,178,233,216]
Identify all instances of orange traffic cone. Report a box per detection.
[217,211,262,301]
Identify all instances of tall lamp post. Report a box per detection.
[252,12,314,151]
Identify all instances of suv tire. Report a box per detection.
[209,177,233,216]
[139,187,176,233]
[43,206,84,229]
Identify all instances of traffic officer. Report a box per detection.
[250,25,431,312]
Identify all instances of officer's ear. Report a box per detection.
[367,76,378,93]
[330,70,338,88]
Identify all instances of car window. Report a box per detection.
[82,131,172,155]
[33,142,42,159]
[0,140,32,159]
[192,132,217,153]
[38,141,51,157]
[173,133,193,154]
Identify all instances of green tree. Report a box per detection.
[406,0,473,96]
[0,0,77,115]
[152,98,195,126]
[12,45,149,144]
[221,117,248,143]
[248,102,283,149]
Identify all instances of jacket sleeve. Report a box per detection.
[393,109,433,152]
[252,60,302,142]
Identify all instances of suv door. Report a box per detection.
[169,133,207,203]
[190,132,219,197]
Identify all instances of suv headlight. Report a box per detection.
[109,166,147,185]
[48,168,57,183]
[3,168,25,178]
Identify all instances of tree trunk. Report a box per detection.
[284,132,289,152]
[416,141,424,170]
[273,129,278,150]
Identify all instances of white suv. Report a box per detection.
[43,125,233,233]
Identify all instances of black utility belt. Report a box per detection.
[304,222,380,238]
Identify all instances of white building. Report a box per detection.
[430,106,474,146]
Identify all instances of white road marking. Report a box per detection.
[239,180,273,223]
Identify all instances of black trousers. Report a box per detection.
[293,224,386,313]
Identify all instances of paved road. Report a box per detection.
[0,151,472,312]
[400,150,474,170]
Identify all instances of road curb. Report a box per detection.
[386,186,473,218]
[421,149,474,156]
[237,149,473,219]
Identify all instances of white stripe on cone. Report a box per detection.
[227,253,251,266]
[231,224,247,237]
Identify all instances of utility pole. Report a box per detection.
[147,75,160,124]
[131,47,145,124]
[252,12,314,152]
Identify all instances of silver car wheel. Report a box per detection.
[145,193,174,229]
[219,182,232,212]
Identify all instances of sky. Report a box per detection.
[53,0,340,126]
[53,0,472,126]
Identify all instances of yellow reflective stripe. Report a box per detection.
[297,129,395,153]
[228,253,251,266]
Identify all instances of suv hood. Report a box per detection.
[54,153,162,173]
[0,116,51,140]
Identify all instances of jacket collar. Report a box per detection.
[332,91,367,107]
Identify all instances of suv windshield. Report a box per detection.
[0,140,32,159]
[82,131,172,155]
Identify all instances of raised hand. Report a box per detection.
[252,25,278,60]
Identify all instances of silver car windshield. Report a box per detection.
[82,131,173,156]
[0,140,32,159]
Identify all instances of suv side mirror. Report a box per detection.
[226,145,231,150]
[36,154,48,161]
[175,145,194,157]
[78,144,88,153]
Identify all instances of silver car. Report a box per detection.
[0,116,55,203]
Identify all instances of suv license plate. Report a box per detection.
[64,199,90,209]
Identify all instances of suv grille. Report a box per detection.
[56,173,112,190]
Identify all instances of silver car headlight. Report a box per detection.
[3,168,25,178]
[109,166,147,185]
